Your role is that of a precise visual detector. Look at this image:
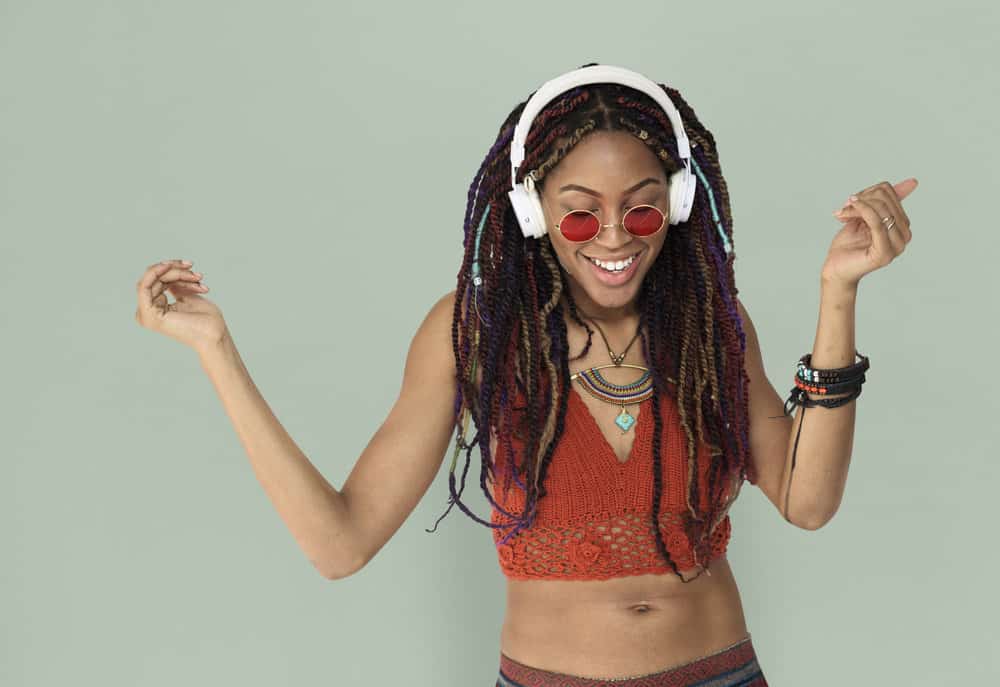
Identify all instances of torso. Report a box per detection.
[484,309,749,678]
[500,562,749,677]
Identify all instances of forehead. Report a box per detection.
[545,131,665,189]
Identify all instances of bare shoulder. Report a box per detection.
[426,288,458,348]
[414,288,461,379]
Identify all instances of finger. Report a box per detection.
[156,278,209,300]
[882,182,912,242]
[854,178,917,201]
[138,264,201,309]
[835,199,887,228]
[136,260,194,291]
[856,194,893,221]
[856,183,911,244]
[863,181,910,231]
[892,177,918,200]
[861,196,906,250]
[846,197,901,258]
[151,272,206,300]
[143,258,193,274]
[138,262,177,311]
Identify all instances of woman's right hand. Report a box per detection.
[135,258,228,354]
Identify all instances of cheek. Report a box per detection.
[545,234,577,270]
[642,235,668,263]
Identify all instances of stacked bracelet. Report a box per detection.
[782,350,869,416]
[777,349,869,524]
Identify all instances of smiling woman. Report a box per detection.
[420,62,776,684]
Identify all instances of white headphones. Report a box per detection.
[507,64,698,240]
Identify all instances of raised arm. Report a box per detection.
[197,289,459,579]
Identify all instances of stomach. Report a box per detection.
[499,553,750,678]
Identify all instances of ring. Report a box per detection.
[881,215,896,232]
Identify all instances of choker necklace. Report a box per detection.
[569,312,654,434]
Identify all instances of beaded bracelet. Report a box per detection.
[793,373,867,396]
[783,383,863,417]
[795,350,869,383]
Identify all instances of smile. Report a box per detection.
[584,250,642,273]
[580,248,645,285]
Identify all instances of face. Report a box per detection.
[537,130,670,323]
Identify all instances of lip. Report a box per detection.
[581,248,644,286]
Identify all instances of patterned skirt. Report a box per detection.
[496,634,768,687]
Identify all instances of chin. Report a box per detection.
[584,285,641,308]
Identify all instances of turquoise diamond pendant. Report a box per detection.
[615,406,636,432]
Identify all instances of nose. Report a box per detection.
[593,214,637,249]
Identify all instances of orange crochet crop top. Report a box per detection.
[489,386,739,583]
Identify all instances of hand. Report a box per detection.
[134,259,228,354]
[822,178,917,288]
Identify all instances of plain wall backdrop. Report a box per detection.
[3,1,997,685]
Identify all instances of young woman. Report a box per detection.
[134,63,915,686]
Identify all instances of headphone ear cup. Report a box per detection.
[508,184,545,238]
[667,166,697,225]
[508,174,548,239]
[525,182,547,237]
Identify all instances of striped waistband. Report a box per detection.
[497,634,768,687]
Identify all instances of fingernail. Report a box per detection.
[181,260,192,265]
[849,194,858,201]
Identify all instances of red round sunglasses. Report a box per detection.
[554,205,667,243]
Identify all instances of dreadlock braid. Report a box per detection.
[427,64,752,583]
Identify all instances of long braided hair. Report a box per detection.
[426,64,753,582]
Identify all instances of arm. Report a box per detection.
[736,284,858,530]
[779,280,859,529]
[197,290,459,579]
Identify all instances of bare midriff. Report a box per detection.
[499,556,750,678]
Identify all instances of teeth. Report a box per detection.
[588,253,637,272]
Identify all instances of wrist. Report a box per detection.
[820,275,858,298]
[196,328,237,366]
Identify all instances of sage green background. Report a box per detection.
[3,1,997,685]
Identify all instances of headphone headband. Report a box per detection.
[508,64,691,187]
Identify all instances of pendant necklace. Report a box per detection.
[569,313,654,434]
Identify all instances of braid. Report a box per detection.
[428,66,752,581]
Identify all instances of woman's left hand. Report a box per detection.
[822,178,918,288]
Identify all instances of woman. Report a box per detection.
[134,63,915,686]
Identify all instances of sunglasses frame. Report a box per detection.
[553,204,668,244]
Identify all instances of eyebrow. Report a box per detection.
[558,177,661,198]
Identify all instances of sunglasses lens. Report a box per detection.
[559,211,600,242]
[623,206,665,236]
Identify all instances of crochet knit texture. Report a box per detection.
[490,386,735,582]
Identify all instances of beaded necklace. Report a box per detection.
[569,314,655,434]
